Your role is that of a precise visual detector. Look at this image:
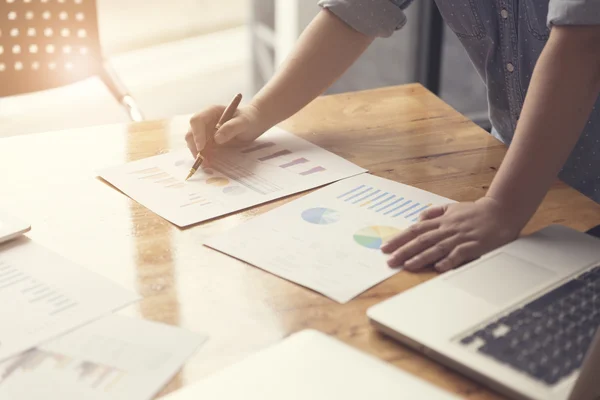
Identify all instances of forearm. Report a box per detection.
[250,9,374,128]
[487,25,600,226]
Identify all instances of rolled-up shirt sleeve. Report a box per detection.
[548,0,600,26]
[317,0,413,37]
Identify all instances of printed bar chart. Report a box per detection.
[244,142,326,177]
[339,185,432,221]
[129,167,183,189]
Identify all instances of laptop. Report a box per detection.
[367,224,600,400]
[161,329,461,400]
[0,210,30,244]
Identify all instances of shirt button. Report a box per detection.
[501,9,508,19]
[506,63,515,72]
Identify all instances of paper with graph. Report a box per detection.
[0,315,207,400]
[99,128,366,227]
[0,239,138,363]
[206,174,454,303]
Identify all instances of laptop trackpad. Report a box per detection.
[444,253,556,306]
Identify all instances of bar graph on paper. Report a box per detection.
[0,349,127,392]
[127,141,335,202]
[99,127,367,228]
[337,185,433,222]
[129,167,186,189]
[0,261,79,317]
[240,141,327,176]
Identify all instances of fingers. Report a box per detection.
[189,105,226,154]
[386,229,454,268]
[403,235,463,271]
[435,242,479,272]
[381,220,440,254]
[419,204,448,221]
[185,129,198,157]
[214,115,249,145]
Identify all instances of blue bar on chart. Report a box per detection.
[361,191,388,207]
[280,158,309,168]
[377,197,405,213]
[344,187,373,202]
[241,142,275,153]
[353,189,380,204]
[368,194,394,210]
[337,185,365,199]
[392,202,420,217]
[258,150,292,161]
[403,203,431,219]
[336,183,436,223]
[384,200,412,216]
[300,166,326,175]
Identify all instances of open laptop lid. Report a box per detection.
[569,328,600,400]
[586,224,600,239]
[0,210,30,244]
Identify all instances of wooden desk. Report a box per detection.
[1,84,599,399]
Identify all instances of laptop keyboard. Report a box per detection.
[459,265,600,386]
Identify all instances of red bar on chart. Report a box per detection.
[258,150,292,161]
[279,158,309,168]
[300,166,326,175]
[241,142,276,153]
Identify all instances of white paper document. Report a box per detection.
[161,330,460,400]
[206,174,454,303]
[99,128,367,227]
[0,315,207,400]
[0,239,139,362]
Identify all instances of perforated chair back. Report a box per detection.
[0,0,103,96]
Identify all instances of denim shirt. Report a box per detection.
[318,0,600,203]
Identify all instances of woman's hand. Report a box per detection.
[185,104,266,158]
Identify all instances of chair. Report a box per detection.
[0,0,143,121]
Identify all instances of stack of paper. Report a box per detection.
[0,238,139,361]
[0,239,207,400]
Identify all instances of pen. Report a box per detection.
[185,93,243,181]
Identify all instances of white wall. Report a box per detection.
[97,0,247,55]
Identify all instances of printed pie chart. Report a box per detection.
[301,207,340,225]
[353,226,400,249]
